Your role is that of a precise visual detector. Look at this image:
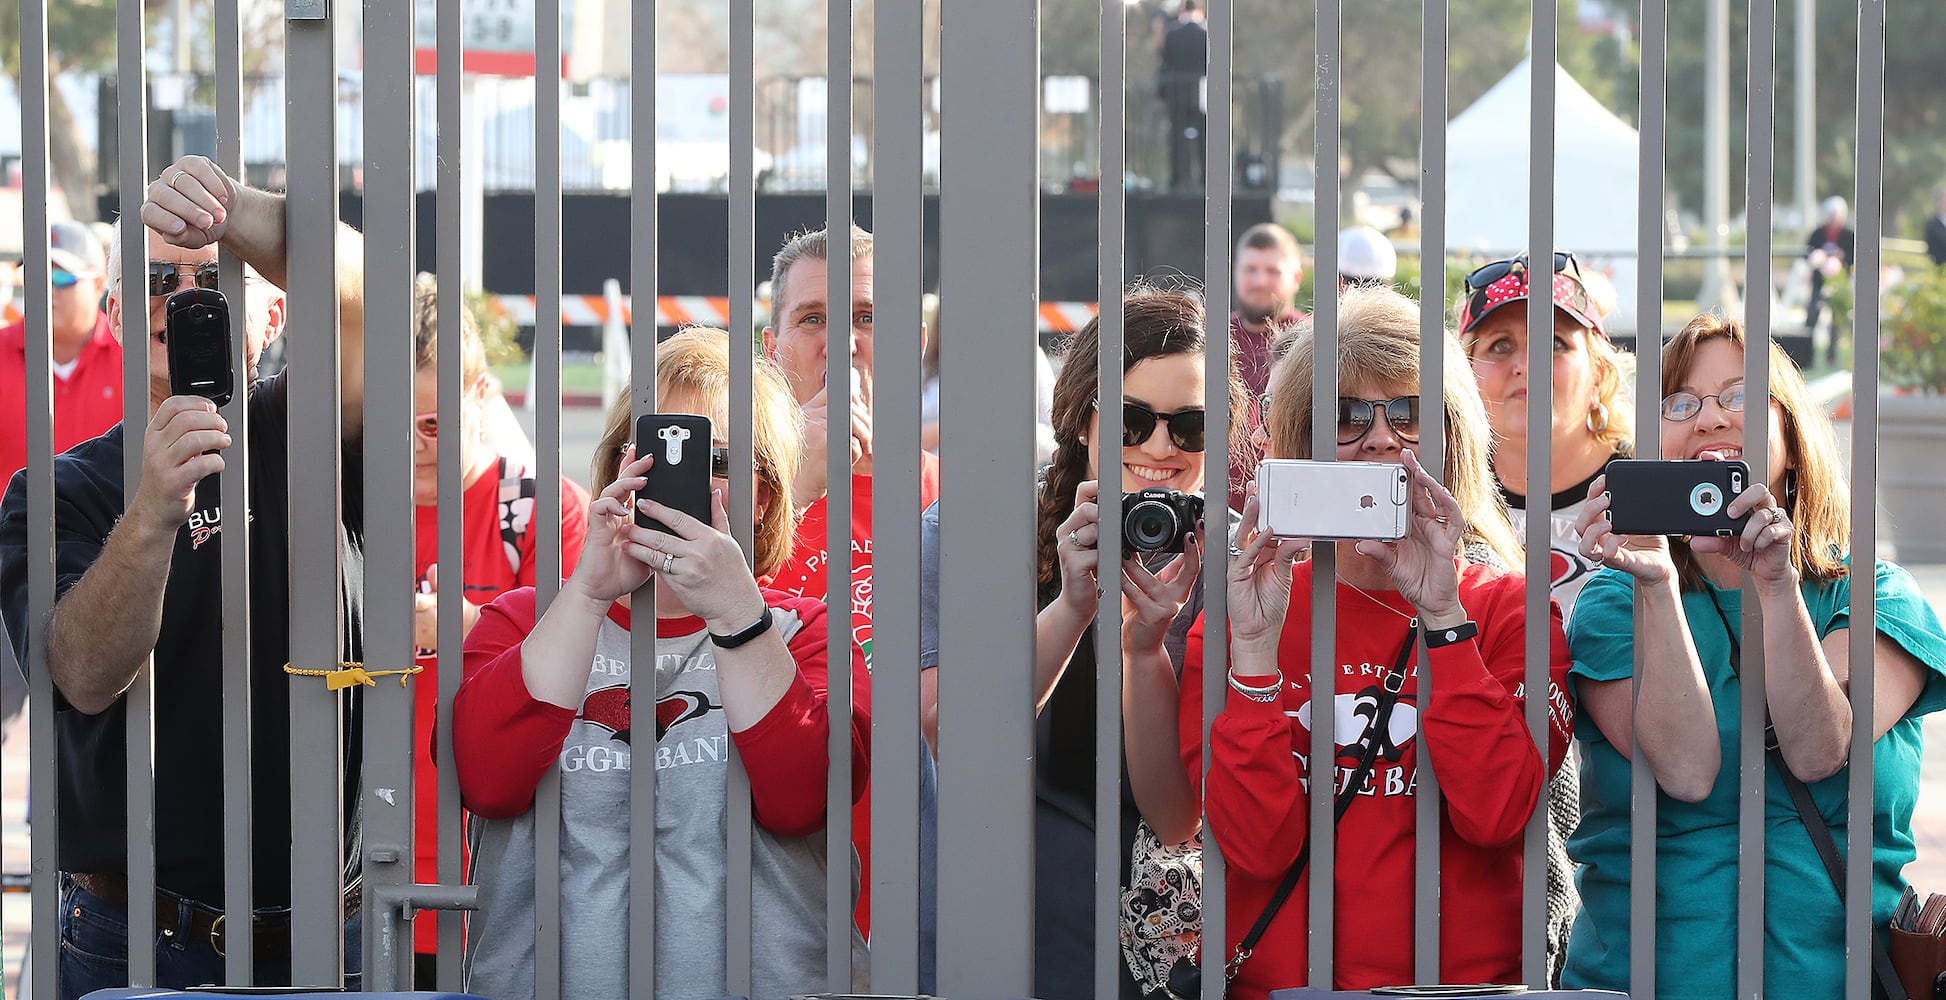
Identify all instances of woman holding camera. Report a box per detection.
[918,284,1246,999]
[1561,313,1946,998]
[452,329,870,1000]
[1180,286,1572,996]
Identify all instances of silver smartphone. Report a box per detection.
[1256,459,1410,541]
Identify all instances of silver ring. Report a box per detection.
[662,552,675,574]
[1228,545,1243,557]
[1435,514,1450,524]
[1769,507,1784,524]
[168,169,186,189]
[1069,530,1080,548]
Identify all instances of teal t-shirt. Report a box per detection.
[1561,559,1946,997]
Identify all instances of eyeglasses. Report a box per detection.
[51,268,80,290]
[1112,399,1207,453]
[411,412,440,440]
[1661,382,1747,422]
[1339,395,1421,445]
[1464,251,1579,291]
[148,261,222,298]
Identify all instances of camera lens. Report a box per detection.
[1125,499,1178,550]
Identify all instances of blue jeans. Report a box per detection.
[56,876,361,1000]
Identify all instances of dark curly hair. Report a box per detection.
[1035,284,1248,591]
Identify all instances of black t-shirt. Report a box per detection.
[0,371,366,905]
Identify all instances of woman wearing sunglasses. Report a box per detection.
[1562,313,1946,999]
[915,284,1245,999]
[1454,249,1633,984]
[1457,250,1634,618]
[401,276,590,986]
[453,328,870,1000]
[1181,285,1571,996]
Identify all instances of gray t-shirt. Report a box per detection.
[463,604,867,1000]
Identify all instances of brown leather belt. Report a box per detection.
[68,872,362,959]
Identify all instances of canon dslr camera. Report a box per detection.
[1121,488,1204,554]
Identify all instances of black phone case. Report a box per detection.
[636,413,714,534]
[164,287,235,406]
[1606,458,1752,537]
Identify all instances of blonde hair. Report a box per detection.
[1267,285,1522,568]
[410,273,487,385]
[592,328,805,579]
[1663,312,1848,588]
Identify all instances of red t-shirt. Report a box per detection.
[1181,560,1572,996]
[410,456,590,954]
[0,313,124,485]
[762,452,941,936]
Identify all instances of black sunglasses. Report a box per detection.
[1111,399,1207,453]
[708,445,773,482]
[1463,251,1579,291]
[148,261,222,298]
[1338,395,1420,445]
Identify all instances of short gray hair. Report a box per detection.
[768,223,874,324]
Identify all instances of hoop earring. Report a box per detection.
[1784,467,1799,511]
[1586,402,1610,435]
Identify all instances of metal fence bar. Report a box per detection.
[431,0,479,992]
[1095,0,1130,995]
[1413,0,1448,981]
[1738,4,1777,997]
[117,0,158,980]
[1630,2,1667,996]
[935,0,1039,993]
[1522,0,1556,988]
[1199,2,1233,996]
[1844,3,1886,997]
[869,0,926,987]
[1308,0,1342,982]
[626,0,660,991]
[823,1,856,990]
[532,2,571,994]
[726,0,758,992]
[285,4,348,985]
[357,0,417,987]
[215,0,258,983]
[18,0,61,994]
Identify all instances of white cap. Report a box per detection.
[1337,225,1397,281]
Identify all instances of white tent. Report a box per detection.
[1446,58,1641,334]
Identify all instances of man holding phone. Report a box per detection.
[0,154,370,998]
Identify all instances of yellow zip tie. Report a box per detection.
[283,661,424,691]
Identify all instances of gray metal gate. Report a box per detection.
[7,1,1899,998]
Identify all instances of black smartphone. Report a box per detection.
[164,287,234,407]
[1605,458,1752,537]
[635,413,714,534]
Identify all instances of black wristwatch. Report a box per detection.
[1422,620,1479,648]
[709,606,775,649]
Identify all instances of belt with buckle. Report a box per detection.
[67,872,361,959]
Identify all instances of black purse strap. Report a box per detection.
[1705,593,1908,1000]
[1226,621,1418,982]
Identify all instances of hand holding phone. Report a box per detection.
[1604,459,1752,538]
[164,287,234,407]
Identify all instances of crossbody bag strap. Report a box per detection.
[1705,593,1908,1000]
[1226,621,1418,982]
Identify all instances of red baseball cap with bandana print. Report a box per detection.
[1457,253,1606,340]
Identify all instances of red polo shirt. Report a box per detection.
[0,313,125,486]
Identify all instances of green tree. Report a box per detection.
[0,1,117,220]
